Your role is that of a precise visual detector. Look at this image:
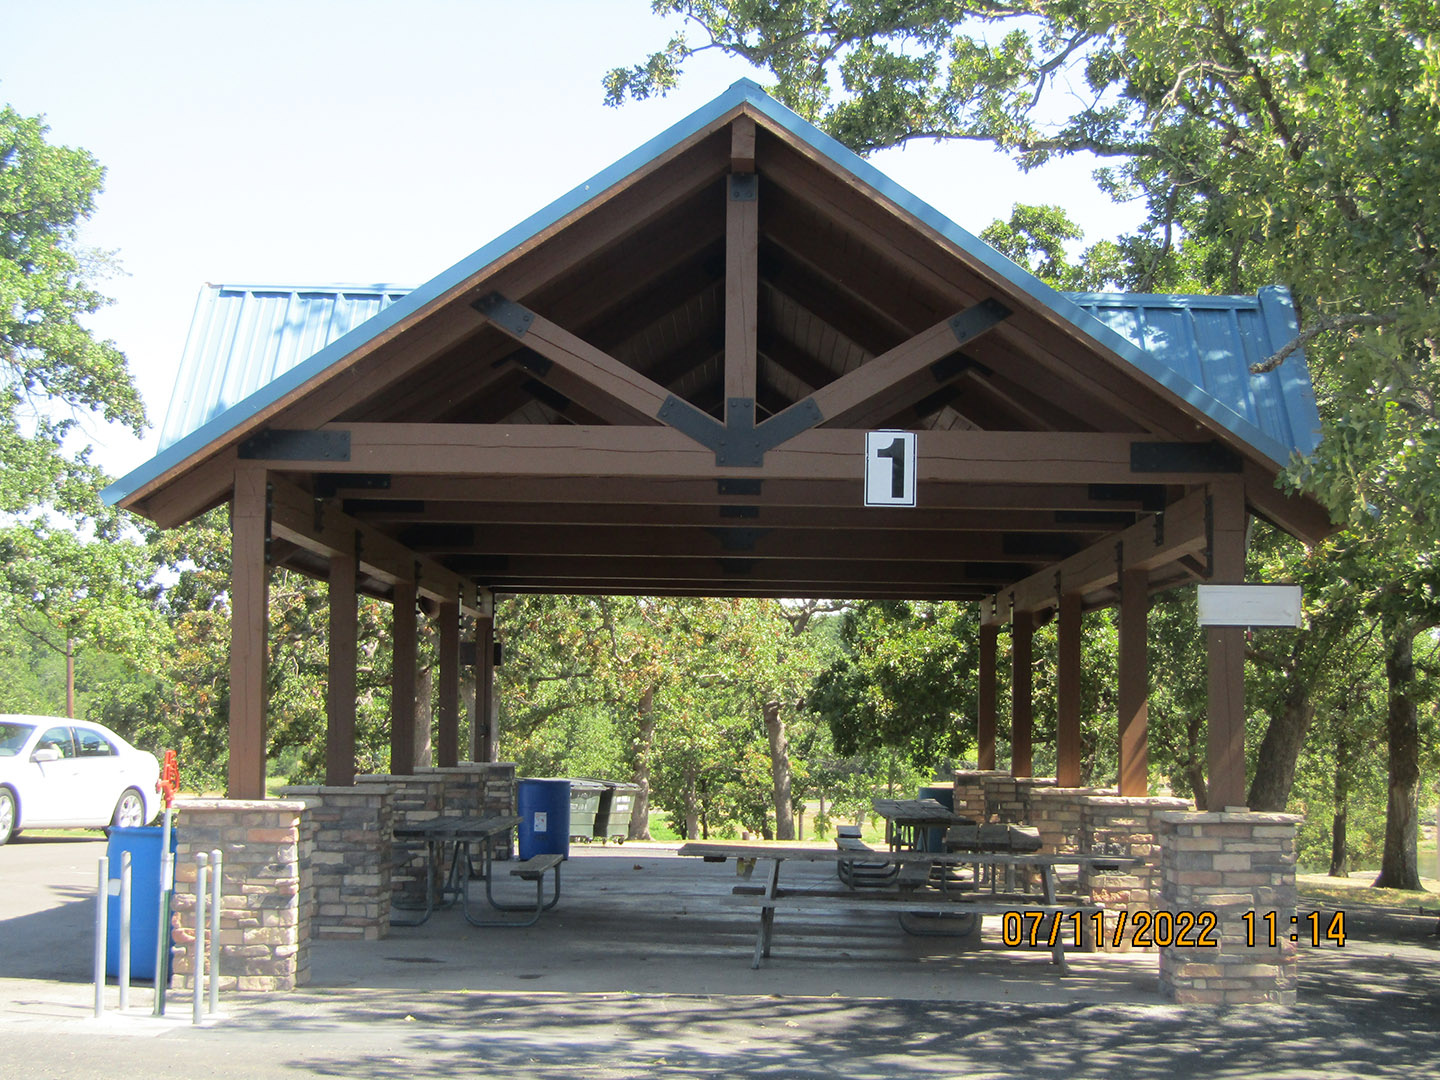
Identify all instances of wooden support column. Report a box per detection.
[724,116,758,423]
[1011,611,1034,777]
[326,549,358,786]
[228,468,270,800]
[1118,562,1151,796]
[978,622,998,770]
[1056,591,1083,788]
[1207,481,1248,809]
[390,581,418,775]
[437,596,460,769]
[470,589,497,763]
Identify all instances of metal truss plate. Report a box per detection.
[473,293,535,337]
[239,429,350,462]
[1130,441,1243,474]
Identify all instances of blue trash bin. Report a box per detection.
[917,784,956,853]
[105,825,177,980]
[517,778,571,859]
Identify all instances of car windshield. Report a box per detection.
[0,722,36,757]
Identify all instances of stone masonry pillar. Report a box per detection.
[1157,810,1301,1004]
[280,785,393,940]
[170,798,314,992]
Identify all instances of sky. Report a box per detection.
[1,0,1141,481]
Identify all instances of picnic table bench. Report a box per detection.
[391,814,561,928]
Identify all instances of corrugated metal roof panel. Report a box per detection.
[157,284,412,450]
[1066,288,1322,459]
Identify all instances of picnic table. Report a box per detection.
[871,797,972,851]
[677,841,1141,971]
[391,814,561,927]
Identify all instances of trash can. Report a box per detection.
[602,782,641,841]
[517,778,571,859]
[105,825,177,980]
[917,784,956,853]
[567,778,607,841]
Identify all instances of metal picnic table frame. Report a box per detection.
[390,814,524,927]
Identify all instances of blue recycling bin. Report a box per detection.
[917,784,956,853]
[105,825,176,980]
[517,778,571,859]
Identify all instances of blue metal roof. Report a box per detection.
[1066,288,1322,459]
[159,284,412,450]
[106,78,1322,507]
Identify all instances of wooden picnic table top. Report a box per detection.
[871,798,972,826]
[393,814,522,841]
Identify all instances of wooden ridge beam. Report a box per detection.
[992,487,1212,619]
[267,474,480,616]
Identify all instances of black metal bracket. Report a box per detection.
[240,429,350,462]
[657,393,823,467]
[705,527,772,552]
[1130,441,1243,474]
[263,482,274,567]
[949,298,1011,346]
[729,173,758,201]
[473,293,534,337]
[315,473,390,498]
[718,478,762,497]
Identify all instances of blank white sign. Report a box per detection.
[864,431,917,507]
[1196,585,1303,627]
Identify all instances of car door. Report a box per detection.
[72,726,125,822]
[23,725,80,825]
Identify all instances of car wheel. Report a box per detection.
[0,788,15,846]
[111,787,146,830]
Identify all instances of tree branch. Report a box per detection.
[1250,312,1399,375]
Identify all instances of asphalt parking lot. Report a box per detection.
[3,834,1438,1079]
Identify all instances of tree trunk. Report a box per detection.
[682,765,700,840]
[1329,728,1350,878]
[414,664,434,768]
[628,685,656,841]
[1375,628,1422,889]
[1247,679,1314,811]
[763,699,795,841]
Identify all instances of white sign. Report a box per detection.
[864,431,917,507]
[534,811,548,833]
[1196,585,1303,627]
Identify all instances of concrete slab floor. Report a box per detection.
[4,836,1438,1078]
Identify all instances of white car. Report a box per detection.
[0,716,161,845]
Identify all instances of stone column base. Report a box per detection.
[1079,795,1192,952]
[170,798,314,992]
[1157,810,1301,1004]
[951,770,1008,821]
[1027,786,1116,854]
[280,786,393,941]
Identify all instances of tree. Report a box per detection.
[611,0,1440,886]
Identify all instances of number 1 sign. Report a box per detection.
[864,431,917,507]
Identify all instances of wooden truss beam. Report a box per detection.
[245,425,1232,489]
[725,117,759,420]
[266,474,480,616]
[324,474,1168,513]
[397,522,1080,563]
[993,487,1212,618]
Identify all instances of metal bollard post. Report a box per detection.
[193,852,208,1026]
[94,855,109,1018]
[153,808,173,1017]
[118,851,132,1011]
[208,848,222,1015]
